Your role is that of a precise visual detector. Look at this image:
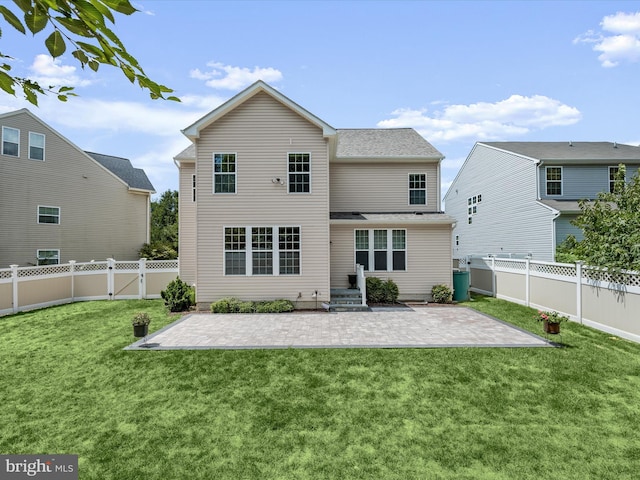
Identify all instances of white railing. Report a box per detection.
[0,258,178,316]
[356,263,367,306]
[466,257,640,343]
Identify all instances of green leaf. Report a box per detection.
[45,30,66,57]
[88,59,99,72]
[102,0,137,15]
[57,94,68,102]
[88,0,114,23]
[11,0,31,14]
[73,0,105,27]
[0,70,16,95]
[121,64,135,83]
[55,16,93,37]
[72,49,89,65]
[77,41,107,61]
[24,7,48,34]
[23,85,38,105]
[0,5,26,34]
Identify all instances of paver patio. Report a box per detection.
[126,306,553,350]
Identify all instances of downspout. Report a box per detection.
[437,156,443,211]
[146,194,151,244]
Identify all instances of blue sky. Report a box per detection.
[2,1,640,199]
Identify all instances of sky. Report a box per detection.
[2,0,640,200]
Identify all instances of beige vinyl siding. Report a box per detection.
[330,162,440,212]
[0,111,149,267]
[178,163,197,285]
[195,91,330,305]
[330,223,452,301]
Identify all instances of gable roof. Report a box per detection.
[481,141,640,163]
[85,152,155,192]
[182,80,337,140]
[336,128,443,160]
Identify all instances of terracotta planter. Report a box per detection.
[543,320,560,335]
[133,324,149,337]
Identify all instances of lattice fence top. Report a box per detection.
[0,270,12,279]
[75,262,108,271]
[18,264,71,277]
[531,262,577,278]
[584,268,640,287]
[493,259,527,270]
[146,260,179,270]
[115,262,140,271]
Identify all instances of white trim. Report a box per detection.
[354,228,407,272]
[213,152,237,195]
[608,165,620,193]
[287,152,312,194]
[192,174,196,202]
[408,172,427,206]
[36,249,60,266]
[1,125,19,157]
[37,205,60,225]
[545,166,563,196]
[28,131,45,161]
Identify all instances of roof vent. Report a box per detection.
[569,141,573,147]
[614,141,618,148]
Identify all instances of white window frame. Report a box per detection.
[28,132,45,161]
[354,229,407,272]
[408,173,427,205]
[224,225,301,276]
[192,174,196,202]
[609,166,621,194]
[213,152,237,194]
[37,205,60,225]
[37,249,60,266]
[2,126,19,157]
[287,152,311,194]
[545,166,563,196]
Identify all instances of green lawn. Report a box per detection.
[1,297,639,479]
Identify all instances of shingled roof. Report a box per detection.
[85,152,155,192]
[336,129,443,159]
[482,142,640,162]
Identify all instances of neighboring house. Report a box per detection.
[444,141,640,263]
[0,109,155,267]
[175,80,454,308]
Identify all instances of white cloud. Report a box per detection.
[377,95,581,142]
[29,54,93,87]
[575,11,640,67]
[190,61,283,90]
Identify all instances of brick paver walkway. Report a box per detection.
[126,306,552,350]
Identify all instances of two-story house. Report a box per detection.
[0,109,155,267]
[175,81,454,308]
[444,141,640,263]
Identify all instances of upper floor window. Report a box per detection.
[29,132,45,161]
[38,206,60,224]
[37,249,59,266]
[288,153,310,193]
[609,166,621,194]
[192,174,196,202]
[213,153,236,193]
[2,126,19,157]
[409,173,426,205]
[545,167,562,196]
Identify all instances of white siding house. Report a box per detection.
[175,81,455,308]
[444,141,640,262]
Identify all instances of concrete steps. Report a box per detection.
[323,288,369,312]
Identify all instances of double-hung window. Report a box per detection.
[37,249,59,266]
[408,173,426,205]
[38,206,60,224]
[2,126,19,157]
[545,167,562,196]
[288,153,310,193]
[192,174,196,202]
[214,153,236,193]
[225,226,301,275]
[29,132,45,160]
[609,166,621,194]
[355,229,406,272]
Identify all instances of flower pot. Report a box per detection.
[133,324,149,337]
[543,320,560,335]
[348,274,357,289]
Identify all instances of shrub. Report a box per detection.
[366,277,399,304]
[431,284,452,304]
[210,298,294,314]
[160,277,195,312]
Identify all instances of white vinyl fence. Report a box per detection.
[0,258,179,317]
[466,256,640,343]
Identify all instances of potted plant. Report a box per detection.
[534,310,568,334]
[132,312,151,337]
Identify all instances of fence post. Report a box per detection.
[69,261,76,302]
[107,258,115,300]
[491,256,496,297]
[576,261,583,324]
[139,258,147,300]
[525,258,531,307]
[10,264,18,314]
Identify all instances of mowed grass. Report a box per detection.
[1,297,640,479]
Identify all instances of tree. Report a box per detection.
[139,190,178,260]
[570,164,640,271]
[0,0,178,105]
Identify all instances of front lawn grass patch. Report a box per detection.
[1,298,639,479]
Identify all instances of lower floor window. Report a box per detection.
[354,229,406,272]
[225,226,300,275]
[37,249,59,266]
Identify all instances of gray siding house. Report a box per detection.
[175,81,454,308]
[0,109,155,267]
[444,141,640,262]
